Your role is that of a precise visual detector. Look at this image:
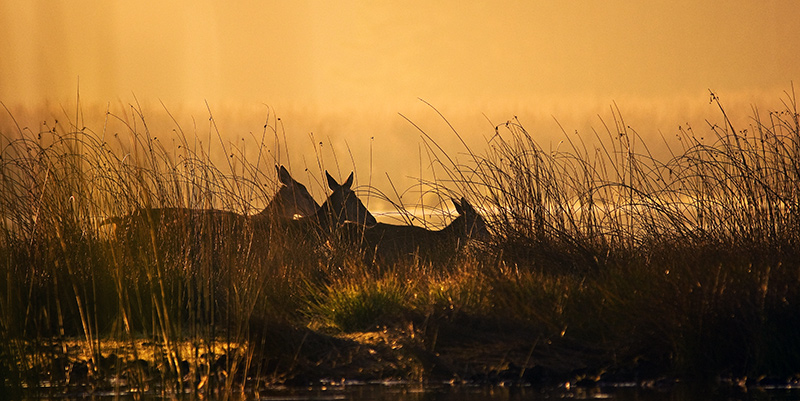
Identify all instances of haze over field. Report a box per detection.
[2,1,799,212]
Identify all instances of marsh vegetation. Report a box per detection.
[1,89,799,398]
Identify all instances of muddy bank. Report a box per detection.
[211,318,800,390]
[256,321,658,387]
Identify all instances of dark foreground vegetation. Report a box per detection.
[1,90,799,398]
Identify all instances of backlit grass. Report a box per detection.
[1,88,799,397]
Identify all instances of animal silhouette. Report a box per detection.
[102,165,319,240]
[352,197,489,266]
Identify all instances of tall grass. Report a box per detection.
[1,88,799,396]
[0,103,338,396]
[408,89,800,379]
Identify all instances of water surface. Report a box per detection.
[19,382,800,401]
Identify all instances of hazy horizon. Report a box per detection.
[2,1,799,216]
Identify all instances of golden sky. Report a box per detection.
[2,1,798,107]
[2,1,799,210]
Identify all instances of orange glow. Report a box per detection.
[3,1,798,106]
[2,1,799,209]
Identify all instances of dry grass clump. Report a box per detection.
[0,104,334,395]
[406,89,800,380]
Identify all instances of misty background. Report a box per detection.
[2,1,799,215]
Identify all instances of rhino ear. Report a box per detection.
[326,171,340,190]
[342,172,354,190]
[452,198,464,215]
[278,165,292,186]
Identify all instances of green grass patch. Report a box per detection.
[307,275,410,332]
